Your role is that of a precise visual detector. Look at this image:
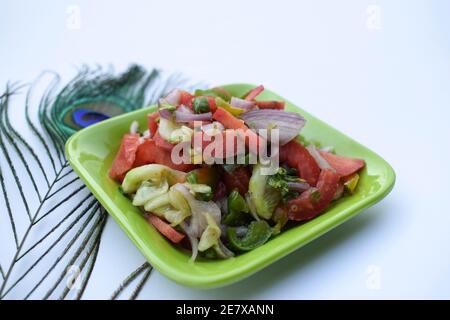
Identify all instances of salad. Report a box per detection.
[109,85,365,260]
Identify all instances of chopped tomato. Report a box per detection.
[280,140,321,186]
[109,133,140,182]
[319,150,365,177]
[223,166,251,196]
[287,169,340,221]
[244,85,264,101]
[255,100,285,110]
[212,107,265,155]
[179,90,194,108]
[147,112,159,136]
[134,139,194,172]
[153,131,175,151]
[146,213,185,243]
[213,107,247,130]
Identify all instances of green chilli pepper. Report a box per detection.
[227,220,272,251]
[193,97,210,114]
[223,190,249,226]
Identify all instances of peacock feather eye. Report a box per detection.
[62,101,125,131]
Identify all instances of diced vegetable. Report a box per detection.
[193,97,211,114]
[267,166,304,202]
[272,206,288,235]
[343,173,360,193]
[158,117,181,142]
[109,133,141,182]
[195,87,231,101]
[147,112,159,137]
[243,85,264,101]
[179,90,195,108]
[132,179,169,206]
[146,213,185,244]
[248,164,281,219]
[198,213,221,252]
[318,150,365,177]
[213,107,247,130]
[153,131,175,151]
[280,140,321,186]
[227,220,272,251]
[223,166,251,196]
[215,97,246,116]
[230,97,255,111]
[223,189,250,226]
[254,100,285,110]
[134,139,195,172]
[287,169,340,221]
[240,109,306,146]
[121,163,186,193]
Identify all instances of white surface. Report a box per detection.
[1,0,449,299]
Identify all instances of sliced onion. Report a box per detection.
[321,146,334,153]
[333,183,344,200]
[129,120,139,134]
[240,109,306,145]
[202,121,224,136]
[215,239,235,258]
[230,97,255,111]
[175,111,212,123]
[180,221,199,261]
[306,145,334,170]
[177,104,193,114]
[163,89,181,106]
[159,108,172,120]
[287,181,310,192]
[245,193,260,221]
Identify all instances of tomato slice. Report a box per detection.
[318,150,365,177]
[153,131,175,151]
[255,100,285,110]
[134,139,195,172]
[280,140,321,186]
[223,166,251,196]
[287,169,340,221]
[244,85,264,101]
[213,107,247,130]
[109,133,140,182]
[212,107,265,155]
[179,90,194,108]
[147,112,159,136]
[146,213,185,243]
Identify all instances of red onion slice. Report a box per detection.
[177,104,193,114]
[230,97,255,111]
[240,109,306,145]
[175,111,212,123]
[159,108,173,120]
[306,145,334,170]
[163,89,182,106]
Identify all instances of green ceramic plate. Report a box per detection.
[66,84,395,288]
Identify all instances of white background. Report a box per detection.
[1,0,449,299]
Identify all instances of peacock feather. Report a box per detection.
[0,65,198,299]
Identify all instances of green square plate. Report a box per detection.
[66,84,395,288]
